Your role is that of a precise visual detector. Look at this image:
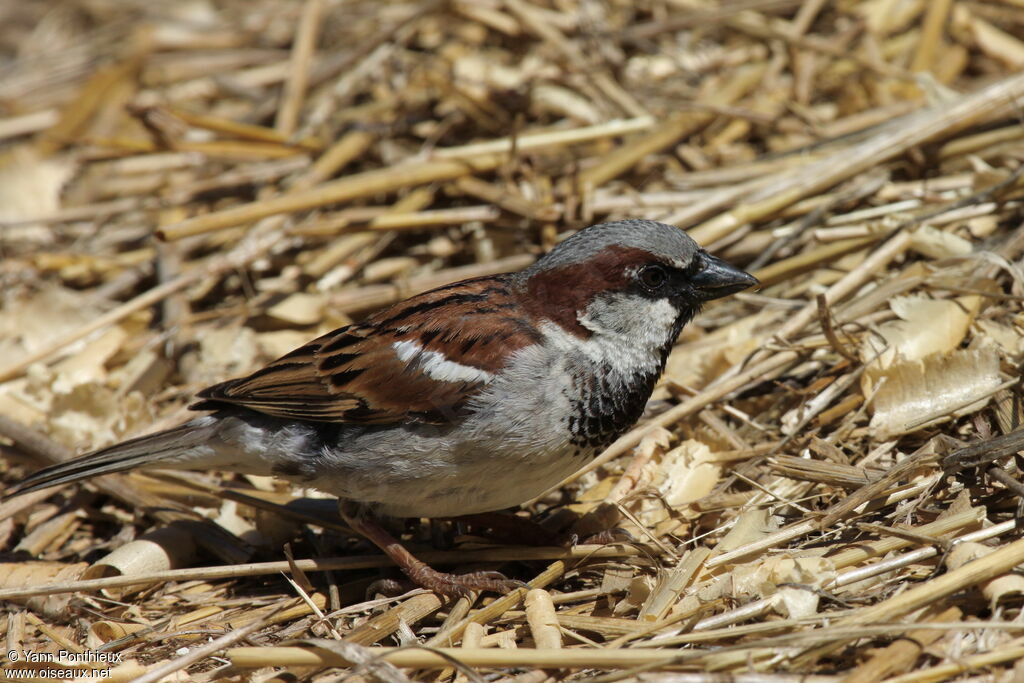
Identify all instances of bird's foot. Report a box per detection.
[561,527,635,547]
[405,565,525,600]
[365,577,410,599]
[580,527,634,545]
[340,502,525,600]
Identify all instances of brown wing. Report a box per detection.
[191,275,543,424]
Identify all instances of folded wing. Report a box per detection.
[192,276,542,424]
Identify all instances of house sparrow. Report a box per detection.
[8,219,757,597]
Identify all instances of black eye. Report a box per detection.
[638,265,667,290]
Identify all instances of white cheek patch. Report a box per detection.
[538,295,680,375]
[580,295,679,341]
[539,319,652,375]
[392,340,494,383]
[643,298,680,333]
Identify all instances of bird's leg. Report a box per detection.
[339,502,523,600]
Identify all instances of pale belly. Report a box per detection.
[366,441,591,518]
[213,388,591,519]
[304,418,593,518]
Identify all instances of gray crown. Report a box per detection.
[524,220,699,275]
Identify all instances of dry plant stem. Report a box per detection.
[424,561,567,647]
[817,451,933,529]
[986,464,1024,498]
[165,157,310,205]
[575,63,766,191]
[0,196,145,228]
[831,518,1015,589]
[643,617,1017,653]
[0,109,59,141]
[0,223,288,383]
[432,595,477,648]
[638,546,712,623]
[131,612,276,683]
[226,645,692,670]
[633,617,816,651]
[148,138,311,159]
[885,638,1024,683]
[0,415,74,466]
[0,546,633,601]
[0,273,199,384]
[939,123,1024,158]
[35,54,142,156]
[153,472,353,533]
[504,0,646,117]
[275,0,324,138]
[911,0,955,74]
[815,295,857,361]
[626,0,802,39]
[826,510,991,575]
[725,14,914,82]
[431,116,655,159]
[736,227,913,380]
[165,107,315,148]
[159,117,658,240]
[345,593,443,646]
[451,622,485,683]
[941,427,1024,472]
[688,71,1024,245]
[231,592,327,629]
[751,236,879,288]
[364,206,501,231]
[524,589,561,649]
[454,176,556,221]
[303,190,433,277]
[606,429,670,503]
[788,0,828,36]
[232,622,1024,674]
[602,625,1024,683]
[842,606,962,683]
[24,613,85,654]
[706,474,941,569]
[796,536,1024,665]
[604,602,708,650]
[0,488,55,523]
[158,154,505,240]
[289,129,375,191]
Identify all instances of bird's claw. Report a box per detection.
[406,566,524,600]
[559,527,635,547]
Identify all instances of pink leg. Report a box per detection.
[340,503,523,600]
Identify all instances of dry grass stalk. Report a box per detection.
[524,588,561,649]
[843,606,962,683]
[225,644,695,669]
[0,546,637,601]
[3,0,1024,679]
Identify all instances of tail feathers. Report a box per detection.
[6,419,217,498]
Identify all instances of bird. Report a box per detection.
[7,219,757,598]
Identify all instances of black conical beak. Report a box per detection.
[691,251,758,301]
